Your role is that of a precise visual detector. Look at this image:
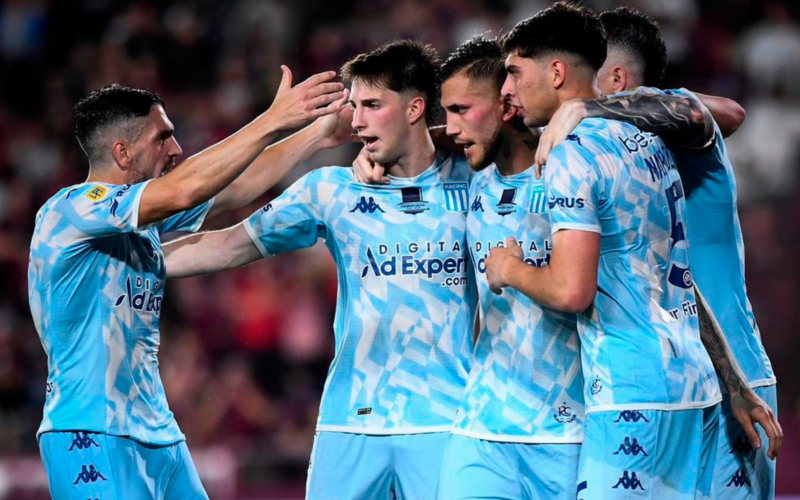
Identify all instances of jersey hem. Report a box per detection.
[451,428,583,444]
[37,428,186,447]
[584,395,722,415]
[315,424,453,435]
[243,219,271,258]
[749,377,777,389]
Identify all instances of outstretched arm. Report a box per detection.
[164,224,262,278]
[535,90,716,168]
[695,284,783,459]
[139,67,345,227]
[695,93,746,138]
[209,90,355,217]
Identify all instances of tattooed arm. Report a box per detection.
[534,91,715,168]
[695,284,783,459]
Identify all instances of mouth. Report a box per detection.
[512,105,524,118]
[161,159,177,176]
[360,136,379,150]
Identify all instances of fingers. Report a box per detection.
[763,408,783,459]
[300,70,339,88]
[506,236,516,247]
[306,81,346,98]
[535,162,543,179]
[740,412,763,452]
[372,165,388,184]
[278,65,292,92]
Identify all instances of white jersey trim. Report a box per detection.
[585,395,722,415]
[451,428,583,444]
[749,377,777,389]
[243,219,271,258]
[315,424,453,435]
[551,222,601,234]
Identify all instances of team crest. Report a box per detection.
[85,185,108,201]
[398,187,429,215]
[443,182,469,212]
[529,184,546,214]
[495,188,517,216]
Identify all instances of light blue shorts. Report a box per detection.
[714,384,777,499]
[39,431,207,500]
[306,431,450,500]
[577,405,719,500]
[438,434,581,500]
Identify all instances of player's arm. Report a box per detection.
[207,91,355,217]
[535,90,716,168]
[694,92,746,138]
[485,233,598,313]
[139,67,345,226]
[694,285,783,459]
[164,224,262,278]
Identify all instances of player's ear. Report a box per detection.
[551,59,567,90]
[407,96,426,125]
[613,66,627,93]
[501,95,517,122]
[111,140,133,170]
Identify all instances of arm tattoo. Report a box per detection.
[694,285,746,394]
[583,92,715,150]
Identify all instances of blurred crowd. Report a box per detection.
[1,0,799,497]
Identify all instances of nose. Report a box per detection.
[169,136,183,158]
[351,105,366,131]
[501,76,515,101]
[445,118,460,138]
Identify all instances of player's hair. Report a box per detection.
[72,84,164,163]
[501,1,607,72]
[600,7,668,87]
[341,40,442,125]
[440,35,505,91]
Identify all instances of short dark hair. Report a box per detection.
[600,7,668,87]
[341,40,441,125]
[501,2,607,72]
[440,35,505,91]
[72,84,164,162]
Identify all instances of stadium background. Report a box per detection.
[1,0,799,498]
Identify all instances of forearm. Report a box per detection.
[582,92,714,149]
[164,224,261,278]
[210,123,326,215]
[696,92,745,138]
[502,258,589,313]
[695,284,749,394]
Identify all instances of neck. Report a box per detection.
[495,127,538,176]
[85,163,128,185]
[384,125,437,178]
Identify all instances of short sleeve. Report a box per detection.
[545,140,603,234]
[57,181,151,238]
[243,170,327,257]
[158,198,215,234]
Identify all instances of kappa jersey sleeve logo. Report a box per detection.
[85,185,108,202]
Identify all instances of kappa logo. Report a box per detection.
[553,402,576,423]
[730,434,755,455]
[495,188,517,216]
[613,471,645,491]
[614,437,648,456]
[73,465,107,484]
[727,468,752,488]
[566,134,582,146]
[85,185,108,201]
[351,196,385,214]
[614,410,650,423]
[470,196,484,212]
[68,432,100,451]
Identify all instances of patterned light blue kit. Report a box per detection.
[28,181,213,498]
[633,87,777,499]
[439,164,583,500]
[545,118,722,499]
[244,151,476,499]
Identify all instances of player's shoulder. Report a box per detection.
[437,150,473,183]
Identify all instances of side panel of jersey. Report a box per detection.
[452,165,583,443]
[545,118,721,413]
[28,182,213,445]
[245,152,476,433]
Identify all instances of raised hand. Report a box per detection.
[313,89,359,150]
[352,147,388,184]
[266,66,345,131]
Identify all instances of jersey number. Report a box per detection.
[665,180,693,289]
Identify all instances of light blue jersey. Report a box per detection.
[452,164,583,443]
[244,152,476,434]
[28,181,213,445]
[545,118,721,414]
[634,87,774,389]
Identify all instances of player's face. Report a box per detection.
[350,79,411,164]
[502,52,554,128]
[442,74,504,171]
[127,105,182,184]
